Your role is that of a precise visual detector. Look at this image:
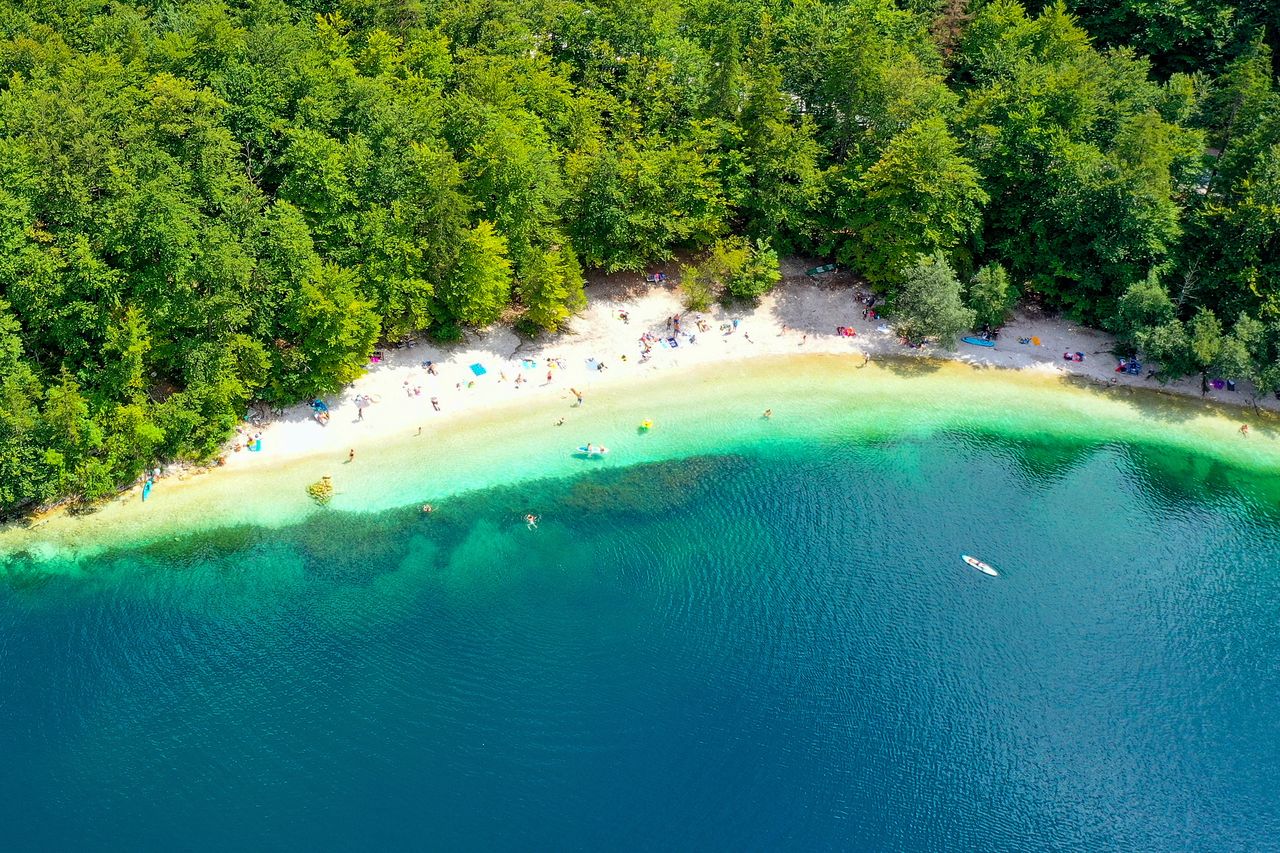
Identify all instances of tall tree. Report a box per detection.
[893,252,975,345]
[833,117,986,288]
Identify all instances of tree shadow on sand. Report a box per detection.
[769,281,860,336]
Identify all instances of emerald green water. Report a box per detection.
[7,356,1280,561]
[2,359,1280,849]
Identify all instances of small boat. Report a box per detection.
[962,555,998,576]
[577,445,609,456]
[961,336,995,348]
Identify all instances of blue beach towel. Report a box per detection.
[470,363,487,376]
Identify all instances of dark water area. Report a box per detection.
[3,434,1280,850]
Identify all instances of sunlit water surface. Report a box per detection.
[3,426,1279,850]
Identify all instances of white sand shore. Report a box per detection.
[216,260,1270,478]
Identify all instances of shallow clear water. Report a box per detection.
[3,429,1279,850]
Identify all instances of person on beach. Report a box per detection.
[431,397,440,411]
[416,426,423,436]
[763,409,772,419]
[348,449,355,462]
[556,417,565,426]
[1241,424,1250,437]
[571,388,584,406]
[546,370,553,383]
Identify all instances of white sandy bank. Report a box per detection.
[215,260,1267,480]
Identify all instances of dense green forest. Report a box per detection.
[0,0,1277,514]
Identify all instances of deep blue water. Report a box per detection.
[2,434,1279,850]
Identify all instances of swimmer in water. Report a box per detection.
[525,514,539,529]
[763,409,772,419]
[422,504,433,514]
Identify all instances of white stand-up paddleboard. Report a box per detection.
[962,555,998,577]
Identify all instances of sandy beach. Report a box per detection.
[9,257,1278,557]
[218,259,1271,476]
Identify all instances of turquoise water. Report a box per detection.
[3,430,1280,849]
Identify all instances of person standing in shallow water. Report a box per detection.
[348,449,355,462]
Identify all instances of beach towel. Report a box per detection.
[667,337,679,348]
[521,359,537,369]
[469,363,487,376]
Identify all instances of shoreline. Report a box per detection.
[215,263,1272,476]
[5,266,1280,560]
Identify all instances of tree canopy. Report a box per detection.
[0,0,1276,514]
